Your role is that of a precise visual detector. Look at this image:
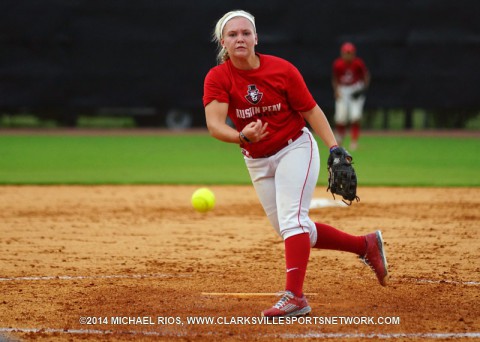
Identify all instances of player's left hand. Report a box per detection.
[327,146,360,205]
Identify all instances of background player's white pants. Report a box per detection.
[244,127,319,247]
[335,82,366,125]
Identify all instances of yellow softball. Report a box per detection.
[191,188,215,213]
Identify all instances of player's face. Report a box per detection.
[341,51,355,62]
[221,17,257,61]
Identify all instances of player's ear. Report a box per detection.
[255,34,258,45]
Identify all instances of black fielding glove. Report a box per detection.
[327,146,360,205]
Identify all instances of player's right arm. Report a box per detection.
[205,100,240,143]
[205,100,269,144]
[332,77,339,100]
[204,69,243,144]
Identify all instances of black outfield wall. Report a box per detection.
[0,0,479,126]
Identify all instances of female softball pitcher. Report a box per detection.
[203,10,388,318]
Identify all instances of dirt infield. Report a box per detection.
[0,186,479,341]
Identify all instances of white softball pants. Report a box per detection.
[334,82,366,125]
[244,127,319,247]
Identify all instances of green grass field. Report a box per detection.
[0,133,479,186]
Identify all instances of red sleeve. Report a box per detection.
[203,67,230,107]
[285,63,316,112]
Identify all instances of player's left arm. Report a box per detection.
[352,61,371,99]
[301,105,337,149]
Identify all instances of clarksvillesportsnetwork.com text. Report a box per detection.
[79,316,401,326]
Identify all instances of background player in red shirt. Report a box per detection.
[332,42,370,150]
[203,10,387,318]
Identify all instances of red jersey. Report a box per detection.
[332,57,368,86]
[203,54,316,158]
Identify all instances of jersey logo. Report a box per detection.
[245,84,263,105]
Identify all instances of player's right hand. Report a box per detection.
[242,119,269,143]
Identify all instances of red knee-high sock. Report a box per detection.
[285,233,310,297]
[314,222,366,255]
[351,122,360,142]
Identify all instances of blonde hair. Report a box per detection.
[212,10,256,64]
